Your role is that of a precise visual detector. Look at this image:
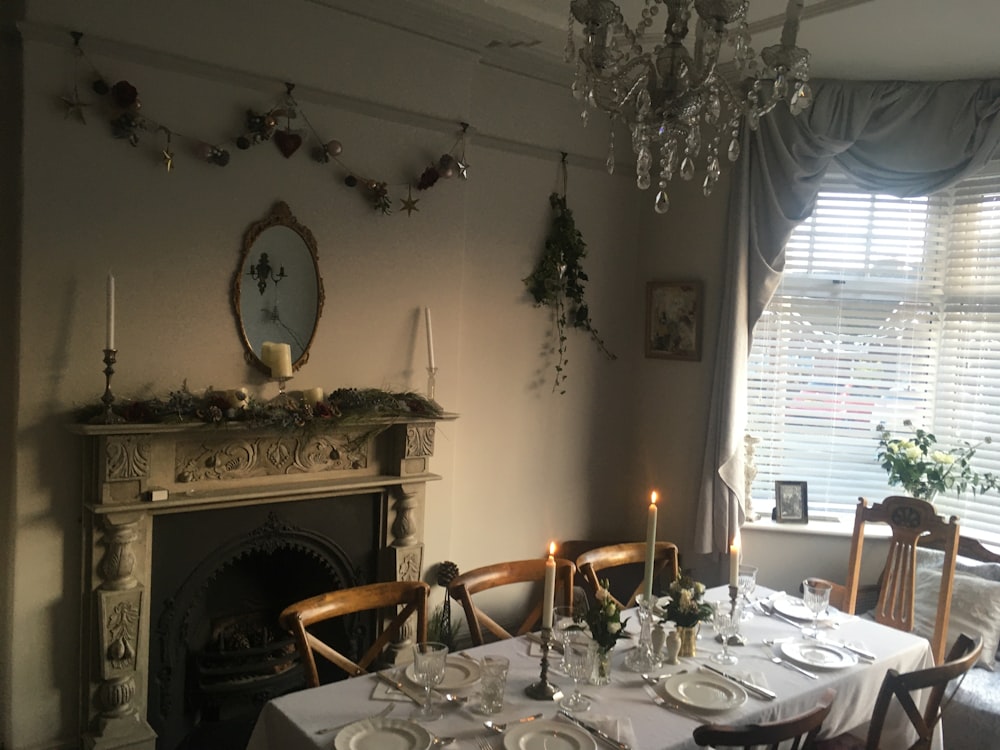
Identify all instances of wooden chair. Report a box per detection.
[815,634,982,750]
[575,541,679,608]
[279,580,429,687]
[693,688,835,749]
[820,496,959,664]
[447,558,575,645]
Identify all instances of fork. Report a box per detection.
[477,738,496,750]
[645,685,702,722]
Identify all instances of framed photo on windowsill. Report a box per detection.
[775,481,809,523]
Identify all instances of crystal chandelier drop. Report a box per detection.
[567,0,812,213]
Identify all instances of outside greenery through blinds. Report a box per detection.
[746,163,1000,540]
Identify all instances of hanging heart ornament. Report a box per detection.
[274,129,302,158]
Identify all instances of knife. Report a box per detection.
[701,664,777,701]
[558,709,631,750]
[376,671,426,705]
[822,639,876,662]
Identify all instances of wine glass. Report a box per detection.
[560,631,597,712]
[411,641,448,721]
[801,579,832,638]
[738,564,758,621]
[710,600,740,665]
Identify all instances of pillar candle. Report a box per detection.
[729,529,741,588]
[542,542,556,629]
[106,273,115,350]
[261,341,293,379]
[303,387,324,406]
[643,491,659,600]
[424,307,436,370]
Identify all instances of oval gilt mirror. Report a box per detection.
[232,201,324,374]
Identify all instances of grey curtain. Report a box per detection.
[695,79,1000,556]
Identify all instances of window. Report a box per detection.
[746,163,1000,539]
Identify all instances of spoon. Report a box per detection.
[642,669,686,684]
[431,735,456,746]
[483,713,544,733]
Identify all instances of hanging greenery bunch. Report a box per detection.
[524,192,615,393]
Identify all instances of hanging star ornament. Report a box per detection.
[400,186,420,216]
[60,87,90,123]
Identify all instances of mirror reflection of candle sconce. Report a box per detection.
[247,252,287,295]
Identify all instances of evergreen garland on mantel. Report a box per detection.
[524,192,616,393]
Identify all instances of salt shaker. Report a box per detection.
[664,628,681,665]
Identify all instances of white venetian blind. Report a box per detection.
[747,163,1000,538]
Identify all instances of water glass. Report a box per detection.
[478,655,509,714]
[801,578,832,638]
[738,564,758,621]
[710,600,740,665]
[411,641,448,722]
[560,631,597,712]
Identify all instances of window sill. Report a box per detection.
[742,516,894,539]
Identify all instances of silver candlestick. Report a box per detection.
[524,628,561,700]
[92,348,124,424]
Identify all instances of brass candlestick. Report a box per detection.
[92,349,124,424]
[524,628,561,700]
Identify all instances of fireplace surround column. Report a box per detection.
[73,414,452,750]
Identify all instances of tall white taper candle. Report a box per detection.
[425,307,436,370]
[729,529,741,588]
[542,541,556,629]
[106,273,115,350]
[643,491,659,600]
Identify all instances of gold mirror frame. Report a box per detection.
[232,201,325,375]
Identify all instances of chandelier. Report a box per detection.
[567,0,812,213]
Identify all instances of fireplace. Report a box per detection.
[73,414,450,750]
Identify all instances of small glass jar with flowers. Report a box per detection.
[585,579,630,684]
[664,574,713,657]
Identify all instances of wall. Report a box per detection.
[1,1,753,747]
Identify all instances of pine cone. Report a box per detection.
[437,560,460,587]
[416,166,440,190]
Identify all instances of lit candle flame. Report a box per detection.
[548,541,557,556]
[650,490,658,505]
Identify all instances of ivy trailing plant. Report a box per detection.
[524,192,616,393]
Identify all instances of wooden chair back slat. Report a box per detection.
[575,541,679,608]
[279,580,429,688]
[839,496,960,664]
[447,558,575,646]
[864,633,982,750]
[693,689,835,749]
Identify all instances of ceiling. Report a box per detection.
[315,0,1000,85]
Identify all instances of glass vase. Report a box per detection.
[677,624,699,658]
[590,647,613,685]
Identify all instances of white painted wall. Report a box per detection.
[1,1,740,747]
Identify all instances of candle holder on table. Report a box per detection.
[524,628,561,700]
[91,349,125,424]
[715,585,747,646]
[625,594,663,672]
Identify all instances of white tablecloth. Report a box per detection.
[246,586,940,750]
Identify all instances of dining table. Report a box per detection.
[245,585,942,750]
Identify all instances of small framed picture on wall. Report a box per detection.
[645,280,703,361]
[774,481,809,523]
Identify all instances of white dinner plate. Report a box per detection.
[404,655,481,690]
[502,719,597,750]
[334,717,432,750]
[780,639,858,670]
[661,671,748,712]
[772,596,840,622]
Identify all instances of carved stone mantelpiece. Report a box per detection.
[72,414,453,750]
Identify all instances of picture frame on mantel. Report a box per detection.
[775,481,809,523]
[645,280,703,361]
